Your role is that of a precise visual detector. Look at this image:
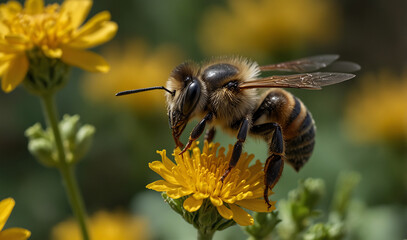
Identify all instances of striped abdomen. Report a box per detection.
[251,89,316,171]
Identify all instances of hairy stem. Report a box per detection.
[40,93,89,240]
[197,229,215,240]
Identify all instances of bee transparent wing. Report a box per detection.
[321,61,361,73]
[259,55,340,72]
[239,72,356,90]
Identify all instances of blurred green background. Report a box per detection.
[0,0,406,239]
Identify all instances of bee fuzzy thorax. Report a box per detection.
[201,57,261,125]
[201,56,261,82]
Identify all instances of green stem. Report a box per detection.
[197,230,215,240]
[40,93,90,240]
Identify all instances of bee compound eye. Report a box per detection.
[182,79,201,115]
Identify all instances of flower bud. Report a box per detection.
[303,221,345,240]
[60,115,80,146]
[25,116,96,167]
[72,124,95,164]
[245,211,281,240]
[289,178,325,210]
[27,138,57,167]
[25,123,46,140]
[277,178,326,240]
[25,123,58,167]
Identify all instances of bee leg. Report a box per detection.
[179,112,214,155]
[204,127,216,143]
[264,154,283,209]
[251,122,284,209]
[221,117,249,181]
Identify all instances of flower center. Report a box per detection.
[4,4,74,51]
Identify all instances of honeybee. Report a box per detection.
[117,55,359,208]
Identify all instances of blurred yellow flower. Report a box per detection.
[146,141,276,226]
[81,40,183,113]
[345,70,407,143]
[0,198,31,240]
[0,0,117,92]
[52,210,149,240]
[199,0,339,59]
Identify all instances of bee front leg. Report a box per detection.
[179,112,214,155]
[221,117,250,181]
[251,122,284,209]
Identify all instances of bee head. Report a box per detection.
[165,62,206,147]
[115,61,206,148]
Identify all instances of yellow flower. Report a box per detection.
[52,210,149,240]
[146,141,276,226]
[0,198,31,240]
[0,0,118,92]
[344,70,407,143]
[81,39,183,113]
[199,0,339,59]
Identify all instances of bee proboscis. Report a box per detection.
[116,55,359,208]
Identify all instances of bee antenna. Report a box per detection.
[115,86,175,96]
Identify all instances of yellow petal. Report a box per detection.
[0,52,11,61]
[235,199,276,212]
[147,179,193,199]
[0,61,10,77]
[60,0,92,28]
[0,198,15,231]
[0,1,22,19]
[74,11,112,38]
[158,150,176,171]
[235,191,253,201]
[148,161,177,184]
[2,54,28,93]
[148,161,169,174]
[60,46,109,73]
[166,188,194,199]
[183,196,203,212]
[24,0,44,14]
[249,187,268,199]
[41,45,63,58]
[0,41,26,53]
[216,205,233,220]
[0,23,8,36]
[210,196,223,207]
[145,180,179,192]
[0,227,31,240]
[193,192,209,200]
[5,35,29,45]
[69,21,118,49]
[0,3,20,34]
[229,204,254,226]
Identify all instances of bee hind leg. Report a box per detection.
[251,122,285,208]
[264,154,284,209]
